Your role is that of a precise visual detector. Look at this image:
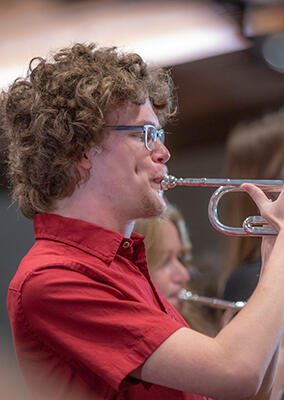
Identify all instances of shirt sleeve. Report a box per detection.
[21,266,185,391]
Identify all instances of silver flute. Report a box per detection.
[178,289,246,311]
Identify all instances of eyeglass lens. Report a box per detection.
[145,126,165,151]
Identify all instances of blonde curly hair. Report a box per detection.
[1,43,176,218]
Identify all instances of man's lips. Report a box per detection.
[153,177,163,185]
[150,169,168,190]
[152,173,167,186]
[152,178,165,191]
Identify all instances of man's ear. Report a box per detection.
[78,146,102,170]
[78,150,92,170]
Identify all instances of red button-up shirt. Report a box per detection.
[7,213,209,400]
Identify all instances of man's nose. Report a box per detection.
[151,139,170,163]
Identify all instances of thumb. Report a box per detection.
[241,183,270,211]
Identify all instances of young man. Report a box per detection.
[3,43,284,400]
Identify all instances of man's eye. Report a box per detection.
[130,132,144,141]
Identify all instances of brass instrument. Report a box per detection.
[178,289,246,311]
[161,174,284,236]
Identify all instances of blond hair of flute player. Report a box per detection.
[134,203,219,337]
[2,43,284,400]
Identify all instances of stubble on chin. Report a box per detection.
[140,190,167,218]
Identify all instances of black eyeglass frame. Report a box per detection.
[107,125,165,151]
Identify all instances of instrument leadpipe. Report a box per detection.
[161,174,284,236]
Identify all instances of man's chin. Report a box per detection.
[158,199,167,216]
[153,191,167,215]
[139,193,166,218]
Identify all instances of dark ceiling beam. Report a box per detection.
[167,48,284,151]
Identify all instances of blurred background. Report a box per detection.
[1,0,284,396]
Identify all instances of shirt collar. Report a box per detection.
[34,213,144,264]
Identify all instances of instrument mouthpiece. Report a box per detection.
[160,174,177,190]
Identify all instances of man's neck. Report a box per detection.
[54,189,135,237]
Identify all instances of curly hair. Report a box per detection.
[1,42,176,219]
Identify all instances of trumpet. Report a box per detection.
[178,289,246,311]
[161,174,284,236]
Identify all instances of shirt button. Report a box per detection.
[122,241,130,248]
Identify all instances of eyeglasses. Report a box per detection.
[107,125,165,151]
